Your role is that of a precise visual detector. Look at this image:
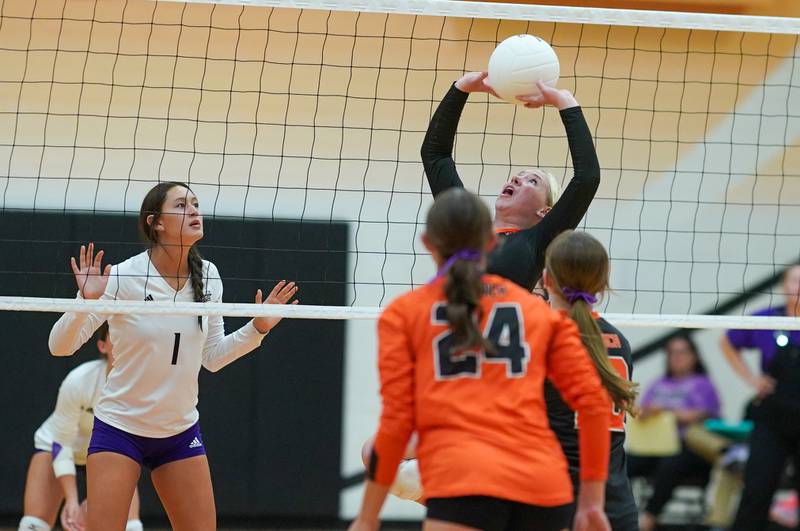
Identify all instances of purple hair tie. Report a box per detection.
[561,287,597,305]
[428,249,481,283]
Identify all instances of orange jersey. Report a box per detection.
[371,274,611,506]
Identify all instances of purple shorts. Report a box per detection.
[88,417,206,470]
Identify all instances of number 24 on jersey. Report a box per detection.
[432,302,531,380]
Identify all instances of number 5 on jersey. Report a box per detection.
[432,302,530,380]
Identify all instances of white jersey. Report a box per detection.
[49,251,267,437]
[34,359,107,477]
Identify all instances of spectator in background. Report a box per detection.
[628,334,721,531]
[722,264,800,531]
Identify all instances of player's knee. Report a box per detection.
[125,518,144,531]
[18,515,51,531]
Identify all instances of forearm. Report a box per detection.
[577,411,610,481]
[355,480,391,524]
[720,336,757,386]
[57,474,79,503]
[422,84,468,159]
[202,319,266,372]
[49,310,95,357]
[528,107,599,249]
[561,106,600,185]
[420,83,468,196]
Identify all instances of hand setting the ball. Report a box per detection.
[487,34,560,104]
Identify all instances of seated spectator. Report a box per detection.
[628,333,721,531]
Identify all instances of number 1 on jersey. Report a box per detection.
[172,333,180,365]
[432,302,530,380]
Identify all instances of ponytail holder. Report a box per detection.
[561,286,597,305]
[428,249,481,284]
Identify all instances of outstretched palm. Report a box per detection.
[252,280,299,333]
[71,243,111,300]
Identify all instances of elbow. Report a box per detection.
[420,140,433,167]
[587,164,601,186]
[48,339,74,357]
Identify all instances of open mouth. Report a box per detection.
[501,185,514,197]
[189,220,202,228]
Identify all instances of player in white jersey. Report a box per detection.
[20,323,142,531]
[49,181,298,531]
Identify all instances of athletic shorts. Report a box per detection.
[88,417,206,470]
[426,495,572,531]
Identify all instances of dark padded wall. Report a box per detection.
[0,211,347,519]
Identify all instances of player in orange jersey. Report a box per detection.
[543,230,639,530]
[348,188,612,531]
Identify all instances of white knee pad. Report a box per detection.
[389,459,423,501]
[126,519,144,531]
[18,515,51,531]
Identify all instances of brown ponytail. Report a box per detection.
[545,230,638,414]
[570,299,637,413]
[187,245,205,328]
[426,188,494,355]
[444,256,496,355]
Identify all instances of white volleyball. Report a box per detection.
[488,34,560,104]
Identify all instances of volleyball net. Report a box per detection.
[1,0,799,328]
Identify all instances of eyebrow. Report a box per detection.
[173,196,199,204]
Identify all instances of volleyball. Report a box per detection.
[488,34,560,104]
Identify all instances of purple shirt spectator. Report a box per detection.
[641,374,721,422]
[726,306,800,372]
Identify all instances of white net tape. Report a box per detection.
[2,296,798,329]
[178,0,800,34]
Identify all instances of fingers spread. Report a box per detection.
[279,282,298,302]
[268,280,287,298]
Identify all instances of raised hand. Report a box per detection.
[516,80,579,110]
[455,71,499,98]
[70,243,111,300]
[252,280,299,333]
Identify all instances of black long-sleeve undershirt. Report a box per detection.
[421,84,601,291]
